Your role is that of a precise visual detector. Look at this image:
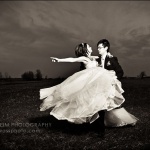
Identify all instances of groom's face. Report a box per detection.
[97,43,108,56]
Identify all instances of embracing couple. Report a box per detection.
[40,39,138,137]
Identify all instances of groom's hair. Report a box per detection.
[75,43,88,57]
[97,39,110,52]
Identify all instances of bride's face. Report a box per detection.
[86,44,92,56]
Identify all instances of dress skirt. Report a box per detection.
[40,67,125,124]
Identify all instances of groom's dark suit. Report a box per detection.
[80,54,124,136]
[96,55,124,135]
[97,55,124,80]
[80,55,124,79]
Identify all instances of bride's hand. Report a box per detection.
[50,57,59,62]
[109,70,116,76]
[107,52,113,58]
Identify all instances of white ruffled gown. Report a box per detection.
[40,60,138,126]
[104,107,138,127]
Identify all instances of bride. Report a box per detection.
[40,43,138,126]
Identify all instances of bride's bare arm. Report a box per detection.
[50,57,89,63]
[91,56,99,59]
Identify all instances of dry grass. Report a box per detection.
[0,79,150,150]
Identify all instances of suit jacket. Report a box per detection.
[80,55,124,80]
[97,55,124,80]
[80,62,86,71]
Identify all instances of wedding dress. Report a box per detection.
[104,107,138,127]
[40,59,137,125]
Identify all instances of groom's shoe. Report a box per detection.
[96,129,105,138]
[97,124,105,137]
[100,132,105,138]
[95,121,105,138]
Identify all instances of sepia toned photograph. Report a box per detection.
[0,0,150,149]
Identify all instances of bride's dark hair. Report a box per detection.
[75,43,88,57]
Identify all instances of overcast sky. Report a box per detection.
[0,1,150,78]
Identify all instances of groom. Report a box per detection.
[97,39,124,80]
[96,39,124,136]
[80,39,124,137]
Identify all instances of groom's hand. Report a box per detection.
[107,52,113,58]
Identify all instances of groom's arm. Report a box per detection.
[80,62,86,71]
[110,57,124,80]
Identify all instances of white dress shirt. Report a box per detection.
[101,53,107,68]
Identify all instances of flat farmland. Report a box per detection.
[0,79,150,150]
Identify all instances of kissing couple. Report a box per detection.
[40,39,138,137]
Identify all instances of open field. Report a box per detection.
[0,79,150,150]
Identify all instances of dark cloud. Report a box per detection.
[117,26,150,57]
[0,1,150,77]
